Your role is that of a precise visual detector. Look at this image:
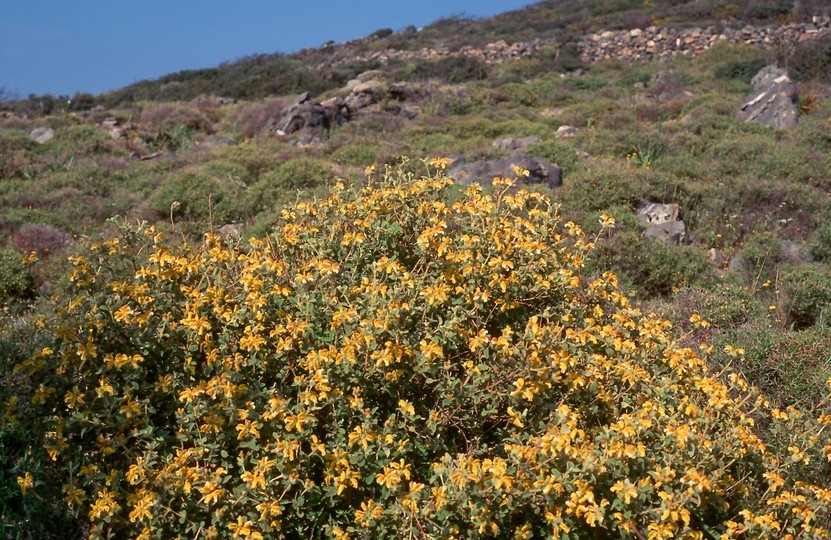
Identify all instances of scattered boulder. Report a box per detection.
[29,127,55,144]
[555,125,579,138]
[395,104,422,120]
[99,118,140,141]
[270,80,424,142]
[199,135,237,150]
[636,201,690,244]
[188,95,236,107]
[100,118,125,139]
[387,82,418,102]
[645,221,689,244]
[219,223,243,240]
[271,93,342,142]
[448,156,563,190]
[492,135,540,153]
[356,70,388,82]
[738,65,798,129]
[344,80,386,112]
[637,202,682,224]
[780,240,810,264]
[728,254,746,275]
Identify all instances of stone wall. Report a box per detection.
[578,17,831,63]
[313,17,831,70]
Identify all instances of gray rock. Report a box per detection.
[29,127,55,144]
[387,82,418,102]
[344,80,386,112]
[100,118,125,139]
[738,65,798,129]
[708,248,724,266]
[492,135,540,153]
[644,220,690,244]
[219,223,242,240]
[636,202,682,226]
[636,202,690,244]
[555,125,579,138]
[780,240,810,264]
[728,253,747,275]
[751,65,787,89]
[448,156,563,190]
[200,135,237,150]
[271,96,340,141]
[396,104,422,119]
[356,70,388,82]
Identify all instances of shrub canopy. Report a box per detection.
[7,165,831,539]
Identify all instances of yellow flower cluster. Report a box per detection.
[6,162,830,538]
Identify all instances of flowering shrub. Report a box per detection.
[6,163,831,538]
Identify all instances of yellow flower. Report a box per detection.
[128,489,157,523]
[354,499,384,526]
[398,399,415,416]
[610,480,639,505]
[723,344,744,358]
[689,313,710,328]
[429,157,449,169]
[200,481,223,506]
[599,213,616,229]
[89,488,120,520]
[113,304,134,323]
[241,469,267,491]
[17,472,34,495]
[228,515,262,539]
[63,484,85,506]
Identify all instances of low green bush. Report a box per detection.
[148,169,249,224]
[729,324,831,413]
[690,280,759,329]
[780,263,831,329]
[213,142,287,182]
[738,231,783,285]
[247,157,333,213]
[0,248,37,308]
[809,222,831,262]
[198,159,254,187]
[330,142,381,167]
[52,124,117,157]
[586,209,716,298]
[558,162,653,211]
[528,139,580,174]
[411,55,489,84]
[790,31,831,84]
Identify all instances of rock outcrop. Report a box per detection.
[270,78,423,143]
[448,156,563,190]
[738,65,799,129]
[492,136,540,154]
[636,201,690,244]
[270,92,345,141]
[29,127,55,144]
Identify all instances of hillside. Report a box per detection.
[2,0,831,537]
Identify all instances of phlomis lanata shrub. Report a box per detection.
[7,162,831,539]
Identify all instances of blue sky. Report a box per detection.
[1,1,536,98]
